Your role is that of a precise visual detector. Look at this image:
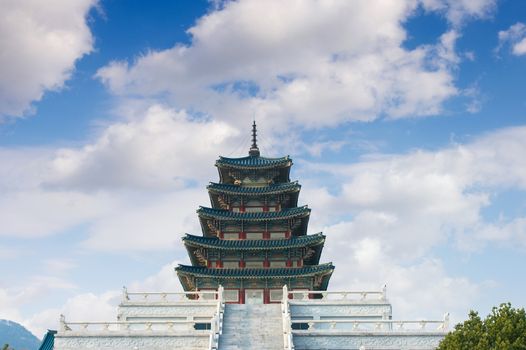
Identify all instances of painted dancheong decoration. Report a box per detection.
[45,122,449,350]
[176,121,334,304]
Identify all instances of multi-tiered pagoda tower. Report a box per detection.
[176,122,334,304]
[48,122,448,350]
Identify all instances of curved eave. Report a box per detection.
[215,155,293,170]
[207,181,301,196]
[197,206,310,221]
[38,330,57,350]
[183,232,325,250]
[176,263,334,279]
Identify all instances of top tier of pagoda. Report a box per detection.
[176,121,334,304]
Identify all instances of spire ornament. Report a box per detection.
[249,120,260,157]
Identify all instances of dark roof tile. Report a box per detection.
[176,263,334,279]
[197,206,310,220]
[183,233,325,250]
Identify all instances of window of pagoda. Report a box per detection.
[231,197,266,213]
[223,289,239,303]
[222,261,238,268]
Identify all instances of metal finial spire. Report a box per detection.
[249,120,260,157]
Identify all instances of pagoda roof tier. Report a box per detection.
[183,233,325,267]
[198,206,310,238]
[207,181,301,196]
[198,205,310,221]
[208,181,301,209]
[216,155,292,170]
[176,263,334,279]
[183,232,325,250]
[176,263,334,291]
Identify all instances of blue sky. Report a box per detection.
[1,0,526,338]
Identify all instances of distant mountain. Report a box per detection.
[0,319,40,350]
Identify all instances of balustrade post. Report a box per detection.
[59,314,68,332]
[442,312,450,330]
[218,285,224,304]
[122,286,129,302]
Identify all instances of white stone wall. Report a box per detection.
[290,302,392,320]
[55,333,209,350]
[287,293,446,349]
[292,332,445,350]
[118,303,217,321]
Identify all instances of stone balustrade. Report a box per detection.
[282,286,448,349]
[281,285,295,350]
[60,317,209,334]
[122,287,218,304]
[288,285,387,302]
[208,285,224,350]
[291,316,449,332]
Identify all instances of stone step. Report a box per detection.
[218,304,285,349]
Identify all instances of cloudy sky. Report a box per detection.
[1,0,525,339]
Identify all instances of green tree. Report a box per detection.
[438,303,526,350]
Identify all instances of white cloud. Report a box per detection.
[47,105,239,191]
[0,0,97,118]
[23,260,181,337]
[0,105,241,246]
[497,22,526,56]
[95,0,470,128]
[43,259,77,275]
[0,289,23,322]
[324,228,479,321]
[304,126,526,258]
[297,126,525,322]
[514,38,526,56]
[24,291,120,338]
[129,260,183,292]
[0,190,115,238]
[0,275,77,336]
[420,0,496,26]
[82,189,206,252]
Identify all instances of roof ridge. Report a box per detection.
[197,205,310,220]
[176,263,334,277]
[208,180,300,187]
[182,232,325,249]
[184,231,323,239]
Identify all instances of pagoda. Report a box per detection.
[46,121,448,350]
[176,122,334,304]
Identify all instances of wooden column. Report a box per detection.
[263,289,270,304]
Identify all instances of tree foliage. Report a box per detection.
[438,303,526,350]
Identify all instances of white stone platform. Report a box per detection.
[53,286,448,350]
[54,289,224,350]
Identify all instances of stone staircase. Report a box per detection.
[218,304,284,350]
